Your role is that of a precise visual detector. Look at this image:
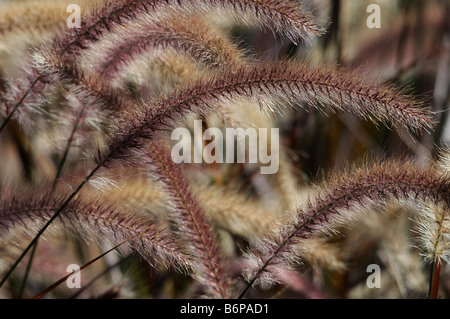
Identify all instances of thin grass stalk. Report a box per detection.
[429,258,442,299]
[240,161,450,297]
[0,165,101,288]
[17,239,38,299]
[32,234,138,299]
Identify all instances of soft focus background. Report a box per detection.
[0,0,449,299]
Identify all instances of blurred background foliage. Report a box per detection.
[0,0,449,299]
